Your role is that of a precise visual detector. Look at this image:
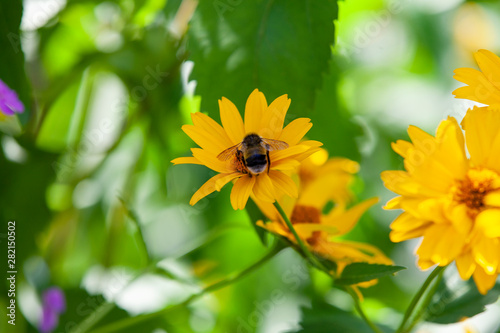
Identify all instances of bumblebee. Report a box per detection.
[217,133,289,175]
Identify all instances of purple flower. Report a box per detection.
[0,79,24,116]
[39,287,66,333]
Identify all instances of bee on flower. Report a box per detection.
[172,89,322,210]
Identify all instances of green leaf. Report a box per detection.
[425,278,500,324]
[36,78,82,151]
[188,0,338,118]
[289,301,381,333]
[307,58,362,160]
[335,263,406,285]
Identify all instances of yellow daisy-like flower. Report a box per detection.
[172,89,322,210]
[453,49,500,106]
[256,150,393,284]
[382,106,500,294]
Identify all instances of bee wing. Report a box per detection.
[217,143,242,161]
[261,138,289,151]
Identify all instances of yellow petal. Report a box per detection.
[416,224,465,266]
[472,265,498,295]
[397,197,448,223]
[259,94,290,139]
[446,203,474,235]
[244,89,267,134]
[278,118,312,146]
[384,196,402,210]
[323,197,379,235]
[256,220,290,238]
[315,240,366,261]
[453,67,500,105]
[453,67,483,86]
[300,140,323,148]
[390,212,424,232]
[299,173,353,208]
[391,140,413,158]
[404,119,467,192]
[270,144,310,163]
[472,236,499,274]
[475,209,500,238]
[270,158,300,171]
[294,145,323,163]
[182,124,226,154]
[171,156,203,165]
[269,170,298,198]
[338,240,393,265]
[474,49,500,90]
[390,225,429,243]
[214,172,241,191]
[456,252,476,280]
[355,280,379,289]
[381,170,445,197]
[320,157,359,174]
[230,175,256,210]
[293,223,338,237]
[462,106,500,172]
[253,196,281,222]
[219,97,245,144]
[417,258,437,271]
[190,173,231,206]
[253,172,276,203]
[431,227,466,266]
[191,148,233,173]
[484,191,500,207]
[407,125,435,150]
[191,112,233,151]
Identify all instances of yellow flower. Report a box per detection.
[172,89,322,210]
[256,150,393,285]
[453,49,500,106]
[382,106,500,294]
[297,148,360,205]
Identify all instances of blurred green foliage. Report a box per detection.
[1,0,500,333]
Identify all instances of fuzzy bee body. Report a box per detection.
[217,133,289,176]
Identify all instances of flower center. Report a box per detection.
[290,205,322,245]
[298,168,314,186]
[453,168,499,218]
[291,205,321,224]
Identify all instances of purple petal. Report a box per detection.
[0,100,15,116]
[42,287,66,313]
[39,307,58,333]
[0,79,25,115]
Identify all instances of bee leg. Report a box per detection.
[237,150,250,176]
[266,150,270,174]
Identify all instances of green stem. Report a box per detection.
[68,67,94,150]
[345,287,383,333]
[403,268,445,333]
[87,245,283,333]
[69,301,115,333]
[396,265,446,333]
[68,263,157,333]
[118,197,151,264]
[273,201,328,272]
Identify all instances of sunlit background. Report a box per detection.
[1,0,500,332]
